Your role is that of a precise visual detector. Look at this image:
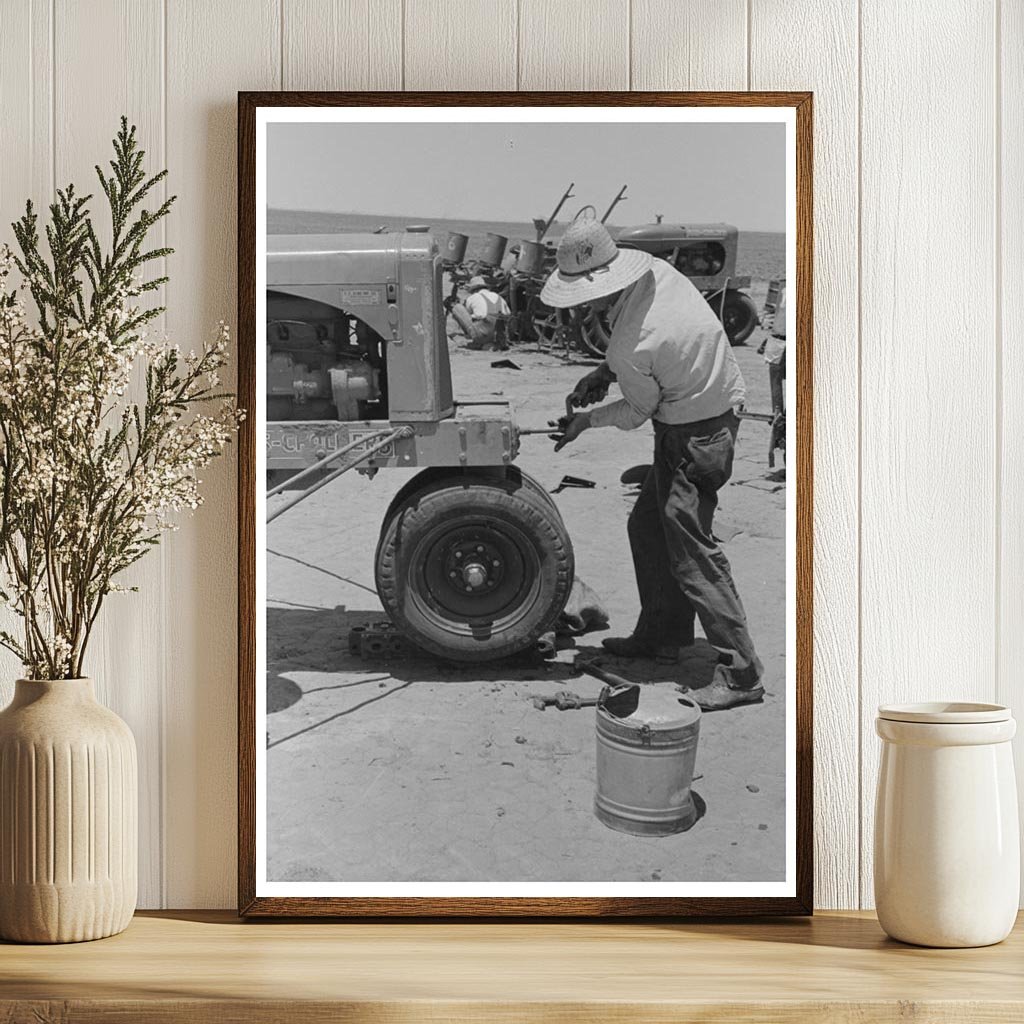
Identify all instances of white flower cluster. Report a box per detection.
[0,244,241,678]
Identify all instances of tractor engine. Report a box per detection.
[266,291,387,422]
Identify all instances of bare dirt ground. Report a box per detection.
[266,285,787,884]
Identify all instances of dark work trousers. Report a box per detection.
[627,410,764,688]
[768,347,786,416]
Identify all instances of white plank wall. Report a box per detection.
[859,0,999,908]
[519,0,630,90]
[1003,0,1024,884]
[283,0,402,90]
[0,0,1017,910]
[53,0,168,910]
[405,0,517,91]
[750,0,860,912]
[0,2,51,686]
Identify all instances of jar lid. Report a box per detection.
[877,701,1011,724]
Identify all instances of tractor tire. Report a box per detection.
[375,473,574,662]
[381,466,554,524]
[502,465,561,517]
[717,289,760,345]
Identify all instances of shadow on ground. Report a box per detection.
[267,603,723,722]
[266,604,585,717]
[572,639,721,691]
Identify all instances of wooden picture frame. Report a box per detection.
[238,91,813,917]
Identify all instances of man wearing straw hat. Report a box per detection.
[544,208,764,711]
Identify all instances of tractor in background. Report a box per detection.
[614,221,760,345]
[483,186,762,356]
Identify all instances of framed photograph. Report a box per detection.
[238,91,812,916]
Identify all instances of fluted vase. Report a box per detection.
[0,678,137,943]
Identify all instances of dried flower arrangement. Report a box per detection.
[0,119,241,679]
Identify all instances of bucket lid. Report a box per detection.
[877,701,1011,724]
[599,683,701,732]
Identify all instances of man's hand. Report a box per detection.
[568,364,613,409]
[549,411,592,452]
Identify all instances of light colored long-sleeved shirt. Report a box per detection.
[466,289,510,321]
[588,260,747,430]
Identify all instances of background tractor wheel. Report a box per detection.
[375,472,574,662]
[716,288,760,345]
[577,306,611,357]
[532,306,573,348]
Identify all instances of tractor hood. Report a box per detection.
[267,231,437,287]
[615,222,738,246]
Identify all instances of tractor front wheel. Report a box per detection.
[375,473,574,662]
[716,289,760,345]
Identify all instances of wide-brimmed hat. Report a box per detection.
[467,275,489,291]
[540,207,654,309]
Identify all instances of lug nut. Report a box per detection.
[455,550,463,559]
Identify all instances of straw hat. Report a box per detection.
[540,207,654,309]
[467,275,489,292]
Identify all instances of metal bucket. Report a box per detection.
[594,683,702,836]
[515,239,545,276]
[474,232,508,267]
[443,231,468,264]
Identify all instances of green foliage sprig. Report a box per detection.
[0,118,240,679]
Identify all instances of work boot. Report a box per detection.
[602,635,680,664]
[685,664,765,711]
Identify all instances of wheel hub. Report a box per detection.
[435,532,513,605]
[461,562,489,588]
[445,538,504,593]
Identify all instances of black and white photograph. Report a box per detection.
[246,100,806,911]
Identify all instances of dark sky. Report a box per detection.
[268,121,786,233]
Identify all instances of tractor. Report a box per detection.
[614,221,760,344]
[495,226,760,357]
[266,228,574,663]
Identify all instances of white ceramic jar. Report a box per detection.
[874,702,1019,947]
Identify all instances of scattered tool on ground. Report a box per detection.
[576,659,639,690]
[490,359,521,370]
[551,475,597,494]
[348,621,409,660]
[529,690,600,712]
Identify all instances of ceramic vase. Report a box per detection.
[874,702,1019,947]
[0,678,137,943]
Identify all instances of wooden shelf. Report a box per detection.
[2,910,1022,1022]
